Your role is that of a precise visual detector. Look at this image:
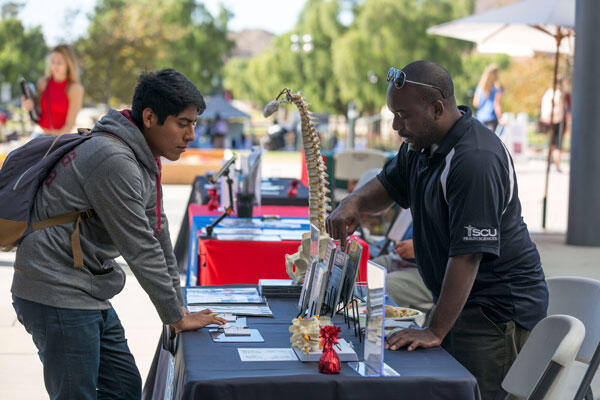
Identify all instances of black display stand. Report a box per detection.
[203,163,235,238]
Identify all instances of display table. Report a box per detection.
[174,177,309,273]
[185,205,369,286]
[142,289,481,400]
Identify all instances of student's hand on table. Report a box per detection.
[171,309,227,334]
[385,327,442,352]
[326,198,361,250]
[394,240,415,259]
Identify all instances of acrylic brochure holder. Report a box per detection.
[349,261,399,377]
[297,224,321,316]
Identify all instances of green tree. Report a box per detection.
[332,0,474,113]
[0,3,47,101]
[156,1,234,95]
[77,0,233,105]
[224,0,347,113]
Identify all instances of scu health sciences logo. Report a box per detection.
[463,225,498,241]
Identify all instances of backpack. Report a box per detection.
[0,129,124,267]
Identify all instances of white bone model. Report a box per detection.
[264,89,332,283]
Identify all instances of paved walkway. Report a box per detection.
[1,157,599,399]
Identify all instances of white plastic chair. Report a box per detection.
[355,167,382,190]
[546,276,600,400]
[333,149,388,181]
[501,314,585,400]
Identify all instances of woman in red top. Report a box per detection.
[21,45,84,136]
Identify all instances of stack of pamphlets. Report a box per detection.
[185,287,274,317]
[258,279,302,298]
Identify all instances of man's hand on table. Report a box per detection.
[385,327,443,352]
[170,309,227,334]
[326,197,361,250]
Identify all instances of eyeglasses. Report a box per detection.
[387,67,445,99]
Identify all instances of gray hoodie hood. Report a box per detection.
[92,109,158,175]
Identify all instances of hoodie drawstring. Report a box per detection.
[155,157,162,233]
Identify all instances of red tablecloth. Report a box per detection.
[198,236,369,286]
[189,205,369,286]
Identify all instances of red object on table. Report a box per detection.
[287,179,299,198]
[189,205,369,286]
[206,186,219,211]
[319,325,341,374]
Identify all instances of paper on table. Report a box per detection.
[224,327,251,336]
[238,348,299,362]
[215,234,281,241]
[188,304,274,317]
[212,228,263,235]
[205,316,246,329]
[259,279,294,286]
[186,287,264,305]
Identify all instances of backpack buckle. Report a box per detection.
[77,128,92,135]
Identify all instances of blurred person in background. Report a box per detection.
[540,76,569,172]
[473,64,503,133]
[21,44,84,136]
[211,113,227,148]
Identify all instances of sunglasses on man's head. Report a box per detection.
[387,67,446,99]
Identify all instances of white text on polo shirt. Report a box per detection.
[463,225,498,241]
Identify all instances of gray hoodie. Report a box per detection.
[11,109,184,324]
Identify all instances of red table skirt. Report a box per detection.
[198,236,369,286]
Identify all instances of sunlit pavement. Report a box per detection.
[1,156,600,399]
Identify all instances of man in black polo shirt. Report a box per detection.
[326,60,548,399]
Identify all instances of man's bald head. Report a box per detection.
[400,60,455,106]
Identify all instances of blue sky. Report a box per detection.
[19,0,307,45]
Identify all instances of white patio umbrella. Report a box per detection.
[427,0,575,229]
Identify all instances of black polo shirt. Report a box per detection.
[377,106,547,330]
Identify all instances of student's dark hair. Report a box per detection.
[401,60,455,105]
[131,68,205,125]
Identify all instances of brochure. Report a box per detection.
[349,261,399,377]
[307,262,328,316]
[186,287,266,305]
[210,328,264,342]
[189,304,273,317]
[297,258,318,314]
[323,247,345,316]
[339,240,362,307]
[364,261,386,374]
[238,348,298,362]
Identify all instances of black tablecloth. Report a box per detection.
[143,291,480,400]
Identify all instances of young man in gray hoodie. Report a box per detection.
[11,69,225,400]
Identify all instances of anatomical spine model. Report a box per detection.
[289,316,332,353]
[264,88,332,283]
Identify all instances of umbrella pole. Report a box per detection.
[542,33,563,229]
